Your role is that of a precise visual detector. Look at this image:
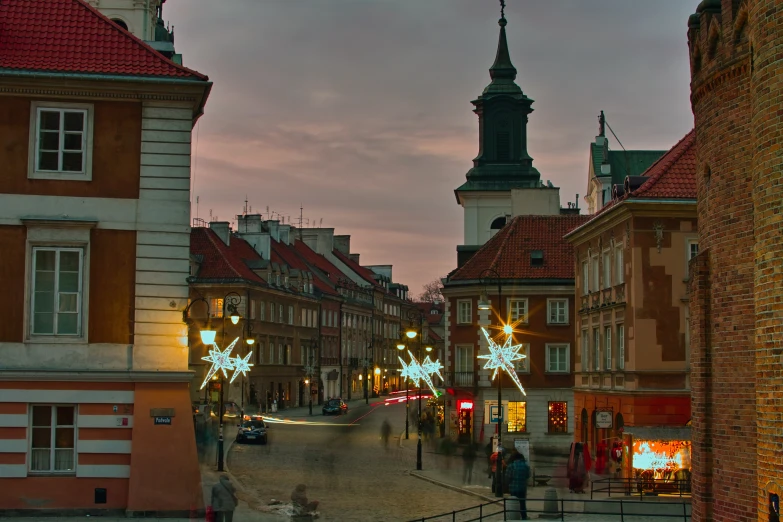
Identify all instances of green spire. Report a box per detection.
[484,15,521,94]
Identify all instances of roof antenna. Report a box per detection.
[499,0,505,19]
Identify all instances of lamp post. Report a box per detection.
[397,340,409,439]
[477,268,504,498]
[216,292,243,472]
[303,339,317,416]
[405,308,426,471]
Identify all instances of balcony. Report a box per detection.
[602,288,612,305]
[447,371,476,388]
[614,283,626,303]
[320,357,339,366]
[581,284,627,313]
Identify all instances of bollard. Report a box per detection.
[538,487,561,519]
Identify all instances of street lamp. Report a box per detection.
[397,341,409,439]
[216,292,243,472]
[405,308,426,472]
[303,339,317,416]
[478,267,505,498]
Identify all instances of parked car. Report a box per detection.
[322,398,348,416]
[236,418,268,444]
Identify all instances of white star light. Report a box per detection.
[478,327,527,396]
[230,351,254,383]
[398,350,444,396]
[200,337,239,389]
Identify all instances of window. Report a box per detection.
[507,402,526,432]
[268,343,275,364]
[546,344,569,373]
[279,305,283,323]
[581,261,589,296]
[531,250,544,267]
[268,302,273,321]
[322,310,327,326]
[301,309,307,327]
[581,330,589,370]
[30,102,93,180]
[31,248,83,336]
[614,246,624,284]
[508,299,528,323]
[288,306,294,325]
[457,300,472,324]
[515,344,530,373]
[602,251,611,289]
[249,300,256,320]
[30,405,75,473]
[688,240,699,260]
[255,343,264,365]
[285,345,291,365]
[593,328,600,371]
[278,344,283,365]
[591,256,599,293]
[547,299,568,324]
[259,302,265,321]
[455,345,473,373]
[617,325,625,370]
[548,402,568,433]
[210,298,224,318]
[605,326,612,370]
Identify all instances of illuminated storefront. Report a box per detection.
[623,427,692,494]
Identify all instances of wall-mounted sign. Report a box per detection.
[596,410,613,429]
[458,400,473,411]
[150,408,175,417]
[154,417,172,426]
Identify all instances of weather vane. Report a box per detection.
[500,0,505,19]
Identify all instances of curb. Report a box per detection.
[409,471,498,503]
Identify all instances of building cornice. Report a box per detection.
[0,370,196,383]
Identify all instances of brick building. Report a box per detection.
[0,0,210,514]
[687,1,783,521]
[565,130,696,479]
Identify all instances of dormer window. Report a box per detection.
[276,274,281,286]
[531,250,544,267]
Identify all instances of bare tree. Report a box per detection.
[416,277,444,303]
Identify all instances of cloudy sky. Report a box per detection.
[166,0,698,297]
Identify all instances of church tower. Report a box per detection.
[455,7,562,257]
[87,0,180,63]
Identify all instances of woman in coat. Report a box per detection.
[210,474,238,522]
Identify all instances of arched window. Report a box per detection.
[111,19,129,31]
[491,217,507,230]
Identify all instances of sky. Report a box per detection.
[166,0,698,298]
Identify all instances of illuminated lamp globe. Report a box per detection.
[478,290,491,310]
[200,329,217,345]
[503,324,513,335]
[425,346,433,352]
[358,374,363,380]
[305,379,310,385]
[246,338,255,345]
[230,314,240,325]
[374,368,381,375]
[397,343,406,350]
[406,330,417,339]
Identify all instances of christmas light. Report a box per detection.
[398,350,443,396]
[477,327,527,396]
[229,350,254,383]
[200,337,239,389]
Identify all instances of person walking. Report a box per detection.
[462,443,477,485]
[489,448,506,494]
[504,449,531,520]
[381,419,392,450]
[210,474,238,522]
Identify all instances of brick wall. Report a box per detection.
[750,0,783,517]
[688,2,757,521]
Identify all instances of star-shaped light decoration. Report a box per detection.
[229,351,254,383]
[398,350,444,396]
[478,327,527,396]
[200,337,239,389]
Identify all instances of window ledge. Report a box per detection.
[27,471,76,476]
[546,323,570,327]
[29,171,91,182]
[25,336,86,345]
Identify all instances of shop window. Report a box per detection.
[507,401,526,433]
[548,401,568,433]
[30,405,75,473]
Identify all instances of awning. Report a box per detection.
[625,426,691,441]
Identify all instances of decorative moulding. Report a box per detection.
[653,220,665,253]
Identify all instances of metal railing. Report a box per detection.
[409,497,691,522]
[591,476,692,499]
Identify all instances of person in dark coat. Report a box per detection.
[210,475,237,522]
[505,449,531,520]
[462,443,478,485]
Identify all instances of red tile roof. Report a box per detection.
[293,241,346,287]
[631,130,696,199]
[332,249,382,288]
[0,0,208,80]
[449,215,590,281]
[190,228,265,283]
[272,239,337,296]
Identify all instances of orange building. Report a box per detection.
[564,130,695,480]
[0,0,211,515]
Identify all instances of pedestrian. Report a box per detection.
[291,484,319,515]
[504,449,531,520]
[462,443,477,485]
[210,474,237,522]
[381,419,392,450]
[489,448,506,494]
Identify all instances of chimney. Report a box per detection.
[279,224,291,245]
[209,221,230,246]
[349,253,360,264]
[334,235,351,255]
[267,220,280,242]
[235,215,270,260]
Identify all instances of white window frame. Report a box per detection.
[29,404,76,474]
[508,298,528,324]
[591,255,599,293]
[547,298,568,325]
[581,329,589,371]
[455,345,474,373]
[30,247,84,337]
[617,324,625,370]
[614,246,624,284]
[457,299,472,325]
[29,102,94,181]
[24,223,92,343]
[255,342,264,365]
[515,344,531,374]
[602,250,611,289]
[545,344,570,373]
[593,328,601,371]
[581,260,589,296]
[605,326,612,370]
[686,238,699,277]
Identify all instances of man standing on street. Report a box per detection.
[504,449,531,520]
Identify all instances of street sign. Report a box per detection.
[596,411,613,429]
[154,417,172,425]
[490,405,503,423]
